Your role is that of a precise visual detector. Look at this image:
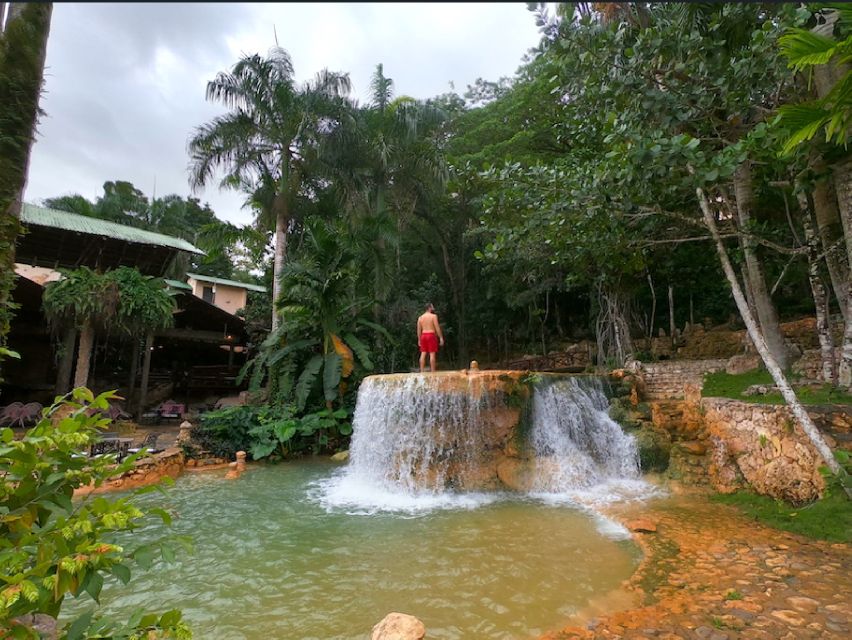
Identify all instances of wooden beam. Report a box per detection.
[155,328,242,344]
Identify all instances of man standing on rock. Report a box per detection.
[417,303,445,373]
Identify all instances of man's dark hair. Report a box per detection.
[425,303,435,312]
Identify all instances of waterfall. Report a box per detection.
[346,374,500,493]
[527,377,640,492]
[321,372,645,512]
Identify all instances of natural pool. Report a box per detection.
[63,461,641,639]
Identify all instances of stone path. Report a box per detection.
[544,493,851,640]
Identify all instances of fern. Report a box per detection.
[294,354,323,411]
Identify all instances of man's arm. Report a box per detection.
[416,316,422,339]
[435,316,445,345]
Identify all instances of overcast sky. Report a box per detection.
[25,3,543,226]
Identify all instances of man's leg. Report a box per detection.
[429,352,437,372]
[419,351,427,373]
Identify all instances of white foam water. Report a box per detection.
[527,377,641,492]
[319,373,655,516]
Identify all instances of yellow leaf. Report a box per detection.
[331,334,354,378]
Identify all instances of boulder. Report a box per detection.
[726,354,761,375]
[331,450,349,462]
[371,612,426,640]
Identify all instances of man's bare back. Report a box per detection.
[417,304,444,372]
[417,312,441,335]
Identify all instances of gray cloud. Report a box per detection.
[27,2,542,225]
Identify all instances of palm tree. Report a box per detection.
[329,64,448,301]
[43,267,175,392]
[241,217,389,411]
[188,47,353,330]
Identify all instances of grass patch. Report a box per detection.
[724,589,743,601]
[702,370,852,405]
[711,490,852,543]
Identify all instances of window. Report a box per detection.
[201,285,215,304]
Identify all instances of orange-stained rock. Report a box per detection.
[371,612,426,640]
[626,518,657,533]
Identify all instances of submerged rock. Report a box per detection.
[371,612,426,640]
[331,450,349,462]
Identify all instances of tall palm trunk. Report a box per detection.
[733,161,789,369]
[0,2,52,366]
[697,187,847,485]
[73,322,95,389]
[271,196,289,332]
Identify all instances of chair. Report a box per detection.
[128,432,161,455]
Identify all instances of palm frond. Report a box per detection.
[343,332,373,370]
[779,29,845,70]
[322,353,342,401]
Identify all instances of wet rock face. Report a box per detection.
[371,612,426,640]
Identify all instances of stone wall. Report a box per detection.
[638,360,727,399]
[702,399,833,505]
[612,365,851,503]
[74,448,185,496]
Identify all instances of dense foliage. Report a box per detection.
[193,404,351,460]
[0,389,190,638]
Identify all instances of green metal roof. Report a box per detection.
[21,203,204,255]
[186,272,267,293]
[164,279,193,291]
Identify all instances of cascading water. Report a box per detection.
[344,373,499,493]
[321,371,647,512]
[527,377,640,492]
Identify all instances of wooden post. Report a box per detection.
[136,333,153,419]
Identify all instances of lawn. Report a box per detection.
[702,370,852,405]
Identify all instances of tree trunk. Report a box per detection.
[126,337,140,403]
[733,161,789,369]
[832,157,852,389]
[811,157,848,318]
[799,193,837,385]
[54,325,76,396]
[841,294,852,389]
[667,283,675,348]
[0,3,52,370]
[136,333,153,418]
[271,197,289,332]
[646,272,656,342]
[697,186,846,481]
[73,322,94,389]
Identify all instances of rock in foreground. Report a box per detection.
[371,612,426,640]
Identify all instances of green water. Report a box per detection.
[63,461,640,639]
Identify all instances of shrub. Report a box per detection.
[195,404,352,461]
[0,388,190,638]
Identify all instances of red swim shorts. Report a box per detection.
[419,332,439,353]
